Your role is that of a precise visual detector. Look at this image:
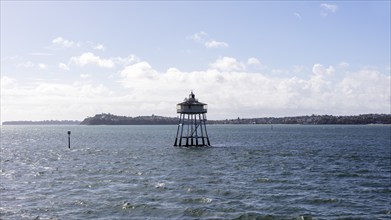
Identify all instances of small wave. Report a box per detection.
[232,213,276,220]
[75,200,88,207]
[183,197,213,204]
[336,172,360,178]
[310,198,339,204]
[154,182,166,188]
[255,177,288,184]
[183,207,208,217]
[211,143,228,148]
[122,202,134,209]
[295,215,318,220]
[256,177,271,183]
[122,201,150,210]
[233,213,317,220]
[34,171,45,177]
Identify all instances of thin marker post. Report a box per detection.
[67,131,71,148]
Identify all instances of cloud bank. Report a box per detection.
[117,59,390,118]
[2,55,390,121]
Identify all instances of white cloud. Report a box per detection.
[209,57,245,72]
[120,62,158,83]
[69,53,138,69]
[338,62,350,68]
[205,40,229,49]
[188,31,208,43]
[112,54,140,66]
[93,44,105,51]
[1,80,115,121]
[272,68,288,75]
[38,63,48,70]
[292,65,304,74]
[80,74,91,78]
[312,64,335,76]
[30,52,53,56]
[1,76,16,88]
[321,3,338,12]
[247,57,261,65]
[294,12,302,20]
[320,3,338,16]
[17,61,47,70]
[70,52,115,68]
[17,61,35,68]
[189,31,229,49]
[58,63,70,71]
[52,36,80,48]
[335,70,390,112]
[87,41,106,51]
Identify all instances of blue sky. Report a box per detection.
[1,1,390,121]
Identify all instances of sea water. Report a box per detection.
[1,125,390,219]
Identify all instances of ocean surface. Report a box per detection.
[1,124,390,220]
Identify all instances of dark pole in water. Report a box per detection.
[67,131,71,148]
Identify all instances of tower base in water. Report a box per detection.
[174,112,210,147]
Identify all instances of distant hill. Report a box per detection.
[80,113,391,125]
[2,120,81,125]
[80,113,178,125]
[209,114,391,125]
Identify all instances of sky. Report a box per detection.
[1,1,390,121]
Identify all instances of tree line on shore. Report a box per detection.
[3,113,390,125]
[2,120,80,125]
[76,113,391,125]
[209,114,391,125]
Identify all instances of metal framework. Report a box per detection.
[174,112,210,147]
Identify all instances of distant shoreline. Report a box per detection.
[2,120,81,125]
[3,113,391,125]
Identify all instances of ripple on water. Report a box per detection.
[232,213,318,220]
[183,207,209,218]
[182,197,213,204]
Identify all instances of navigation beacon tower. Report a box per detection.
[174,92,211,147]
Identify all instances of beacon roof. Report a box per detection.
[177,92,207,106]
[176,92,207,114]
[177,100,207,106]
